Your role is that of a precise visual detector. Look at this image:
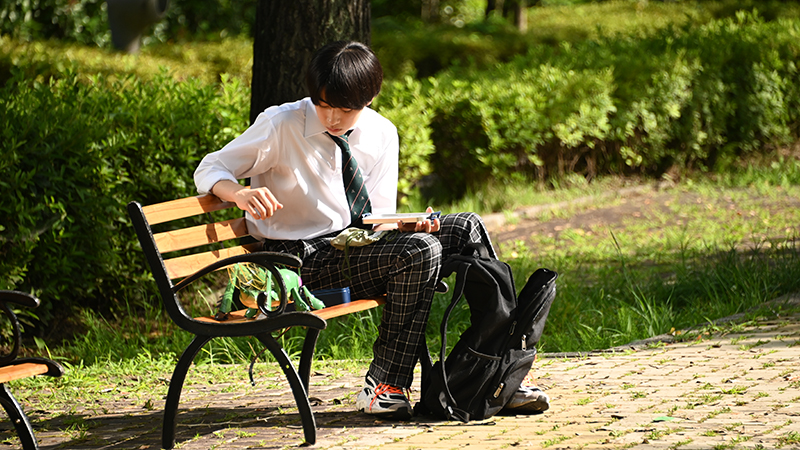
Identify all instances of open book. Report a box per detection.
[362,211,441,225]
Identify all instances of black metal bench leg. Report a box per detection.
[0,383,38,450]
[163,335,212,450]
[298,328,321,391]
[257,333,317,445]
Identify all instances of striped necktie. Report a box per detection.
[326,130,372,228]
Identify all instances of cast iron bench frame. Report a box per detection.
[127,193,385,449]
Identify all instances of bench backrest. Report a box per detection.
[138,194,259,281]
[128,194,386,328]
[127,194,268,323]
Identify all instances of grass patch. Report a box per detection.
[0,35,253,86]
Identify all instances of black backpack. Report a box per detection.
[416,243,558,422]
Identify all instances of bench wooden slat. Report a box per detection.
[0,363,50,384]
[164,243,262,280]
[313,298,385,320]
[142,195,235,225]
[193,298,385,324]
[155,218,249,254]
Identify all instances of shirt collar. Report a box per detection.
[304,98,328,138]
[303,97,364,139]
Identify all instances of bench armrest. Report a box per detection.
[0,291,39,309]
[0,291,41,366]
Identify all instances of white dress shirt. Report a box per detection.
[194,97,399,240]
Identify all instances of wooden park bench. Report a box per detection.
[0,291,64,450]
[127,193,386,449]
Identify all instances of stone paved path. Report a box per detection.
[22,297,799,449]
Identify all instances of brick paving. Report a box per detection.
[15,296,800,449]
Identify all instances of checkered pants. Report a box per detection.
[263,212,496,388]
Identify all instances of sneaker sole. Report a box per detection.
[358,405,413,421]
[513,398,550,412]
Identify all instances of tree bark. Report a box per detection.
[250,0,371,124]
[514,0,527,32]
[422,0,440,23]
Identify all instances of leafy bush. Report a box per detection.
[426,62,617,199]
[0,0,255,46]
[0,71,249,325]
[372,75,435,205]
[421,12,800,198]
[0,0,109,45]
[372,15,527,79]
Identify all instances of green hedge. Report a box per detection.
[420,12,800,198]
[0,35,253,88]
[0,72,249,323]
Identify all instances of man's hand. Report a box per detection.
[211,180,283,220]
[234,187,283,220]
[396,206,440,233]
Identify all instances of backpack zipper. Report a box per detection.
[493,382,505,398]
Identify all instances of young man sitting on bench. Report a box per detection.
[193,40,544,419]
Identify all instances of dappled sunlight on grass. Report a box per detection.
[493,175,800,354]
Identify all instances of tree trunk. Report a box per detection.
[485,0,505,19]
[500,1,527,31]
[422,0,439,23]
[485,0,496,19]
[250,0,371,124]
[514,0,527,32]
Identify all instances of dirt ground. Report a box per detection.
[484,182,800,248]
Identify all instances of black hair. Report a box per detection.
[305,40,383,110]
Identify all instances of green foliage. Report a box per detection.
[372,15,526,79]
[0,71,249,324]
[419,12,800,199]
[372,76,435,205]
[0,0,255,46]
[371,0,719,79]
[0,35,253,87]
[0,0,109,45]
[372,0,485,25]
[426,63,616,199]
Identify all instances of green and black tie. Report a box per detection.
[326,130,372,228]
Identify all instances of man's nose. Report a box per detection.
[326,110,340,124]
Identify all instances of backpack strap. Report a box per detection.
[433,259,472,422]
[418,244,491,422]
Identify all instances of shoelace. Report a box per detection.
[371,383,407,409]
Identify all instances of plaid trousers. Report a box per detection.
[263,212,496,388]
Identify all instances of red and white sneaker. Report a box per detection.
[355,374,412,420]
